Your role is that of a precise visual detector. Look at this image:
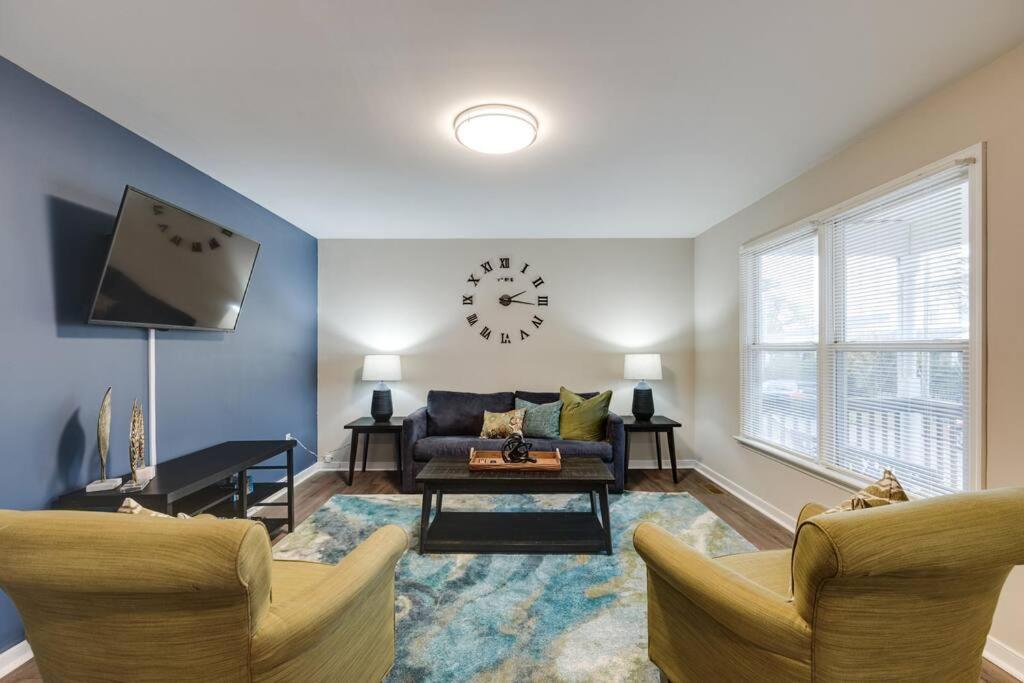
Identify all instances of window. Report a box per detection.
[739,148,983,497]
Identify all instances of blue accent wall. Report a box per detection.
[0,57,318,651]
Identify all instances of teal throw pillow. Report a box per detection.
[515,398,562,439]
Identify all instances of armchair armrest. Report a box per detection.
[634,522,811,661]
[797,502,827,529]
[252,525,408,673]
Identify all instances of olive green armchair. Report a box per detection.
[0,510,408,682]
[634,487,1024,682]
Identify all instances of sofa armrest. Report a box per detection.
[606,411,623,442]
[251,525,408,675]
[634,522,811,661]
[403,407,428,446]
[400,407,429,493]
[604,412,626,492]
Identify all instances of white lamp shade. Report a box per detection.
[362,355,402,382]
[624,354,662,381]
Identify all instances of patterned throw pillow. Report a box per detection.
[826,469,909,513]
[480,408,525,438]
[515,398,561,439]
[559,387,612,441]
[117,497,192,519]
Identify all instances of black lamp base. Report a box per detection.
[370,389,393,422]
[632,387,654,421]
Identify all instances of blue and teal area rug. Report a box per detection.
[272,492,755,682]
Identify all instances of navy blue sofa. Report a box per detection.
[401,389,625,493]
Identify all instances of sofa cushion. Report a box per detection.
[480,409,525,438]
[413,437,506,462]
[559,387,612,441]
[515,390,597,405]
[515,398,562,438]
[426,390,515,436]
[533,439,613,462]
[413,436,613,463]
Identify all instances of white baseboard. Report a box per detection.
[319,459,397,472]
[986,635,1024,681]
[690,460,796,530]
[245,462,322,517]
[0,640,32,678]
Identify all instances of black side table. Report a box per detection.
[622,416,682,483]
[343,417,404,486]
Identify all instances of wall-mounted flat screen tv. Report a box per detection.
[88,186,260,332]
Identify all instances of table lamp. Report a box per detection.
[624,353,662,421]
[363,355,401,422]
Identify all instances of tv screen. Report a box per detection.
[89,186,260,332]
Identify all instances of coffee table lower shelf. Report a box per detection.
[421,511,609,554]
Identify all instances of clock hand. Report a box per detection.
[498,291,529,307]
[508,300,536,305]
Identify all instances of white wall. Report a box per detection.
[319,238,694,468]
[694,43,1024,664]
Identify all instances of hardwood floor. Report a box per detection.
[2,467,1018,682]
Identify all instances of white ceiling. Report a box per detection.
[2,1,1023,239]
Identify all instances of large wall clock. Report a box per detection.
[462,257,548,344]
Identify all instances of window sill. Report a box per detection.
[732,436,872,493]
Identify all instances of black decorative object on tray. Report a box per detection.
[501,434,536,463]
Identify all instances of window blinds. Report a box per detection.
[740,229,819,458]
[740,162,974,497]
[824,165,970,497]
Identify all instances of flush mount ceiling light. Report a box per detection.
[453,104,538,154]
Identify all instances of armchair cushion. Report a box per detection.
[717,549,792,600]
[825,468,909,513]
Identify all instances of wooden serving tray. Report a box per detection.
[468,448,562,472]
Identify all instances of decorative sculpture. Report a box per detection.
[501,434,536,464]
[128,399,146,483]
[86,387,120,492]
[97,387,112,481]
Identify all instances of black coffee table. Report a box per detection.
[415,454,615,555]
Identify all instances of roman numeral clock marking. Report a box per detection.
[462,257,548,345]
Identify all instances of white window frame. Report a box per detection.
[735,143,985,494]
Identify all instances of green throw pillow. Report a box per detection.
[559,387,612,441]
[515,398,562,439]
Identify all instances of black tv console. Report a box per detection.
[57,440,297,534]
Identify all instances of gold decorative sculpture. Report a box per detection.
[97,387,112,481]
[129,399,146,483]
